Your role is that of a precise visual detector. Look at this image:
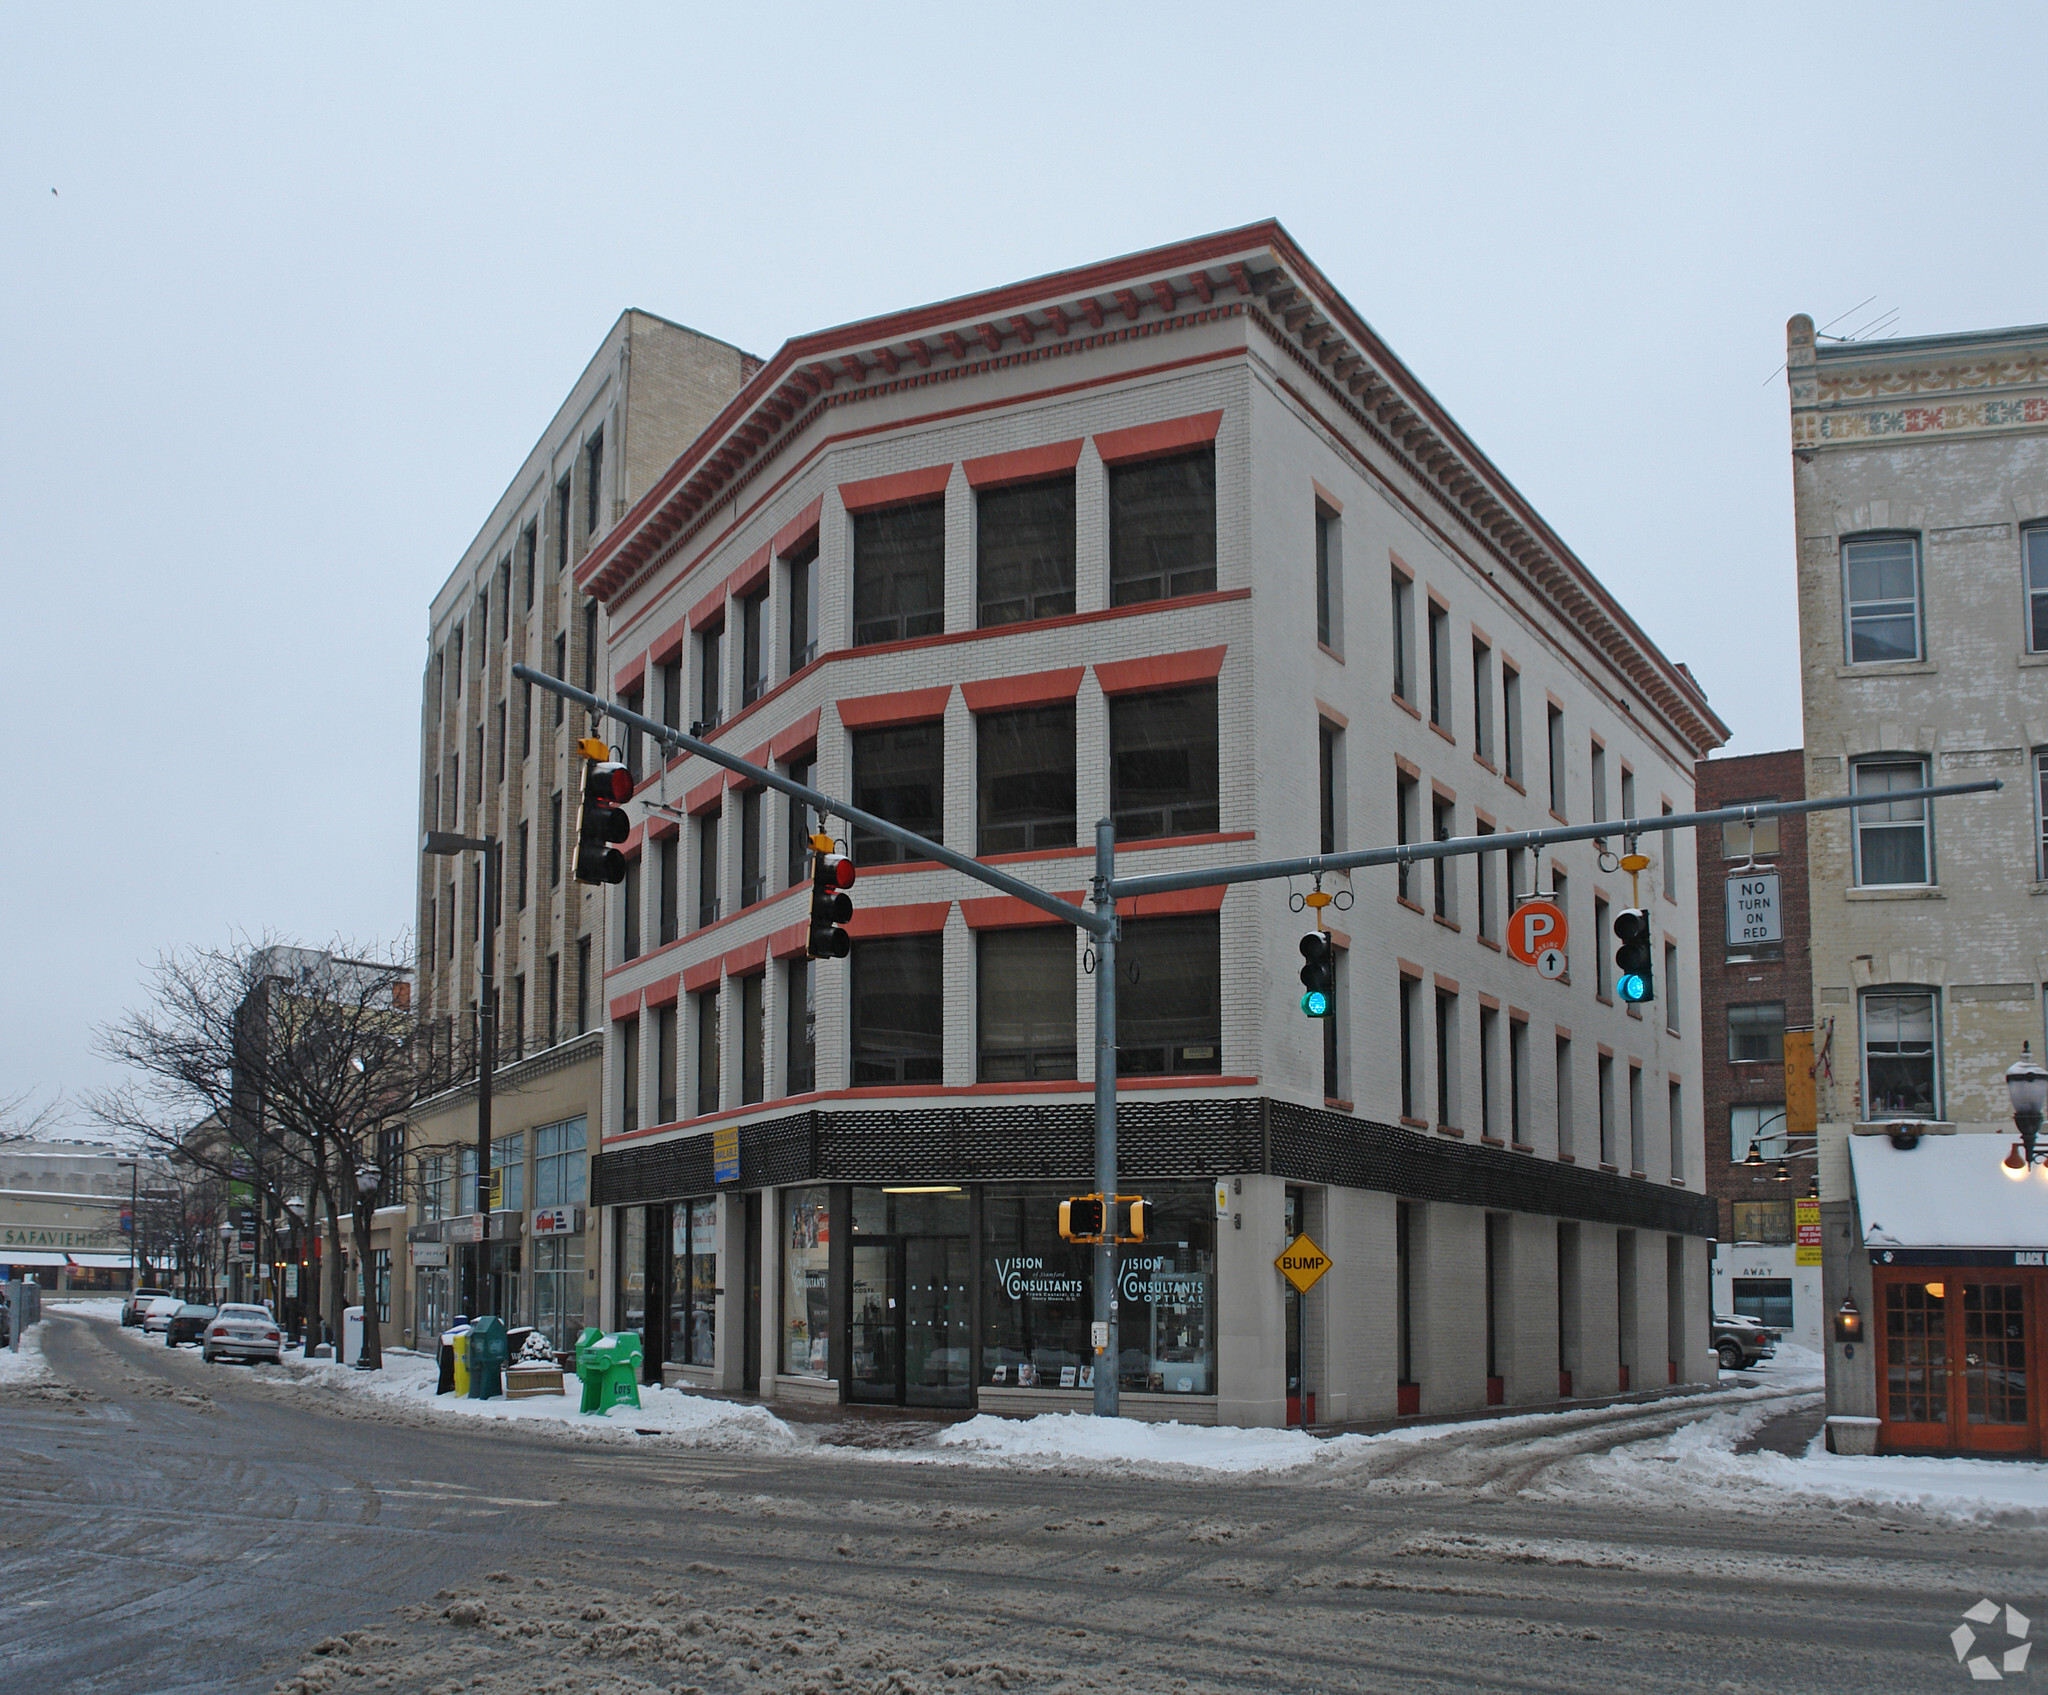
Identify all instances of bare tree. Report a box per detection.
[0,1087,69,1145]
[90,936,418,1368]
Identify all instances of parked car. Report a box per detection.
[140,1296,184,1336]
[1713,1312,1779,1371]
[0,1293,11,1347]
[165,1303,218,1347]
[124,1286,173,1327]
[202,1304,284,1365]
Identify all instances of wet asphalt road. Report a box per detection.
[0,1305,2040,1695]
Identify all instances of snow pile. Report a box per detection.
[0,1320,49,1385]
[1720,1339,1826,1389]
[934,1411,1331,1473]
[57,1296,130,1324]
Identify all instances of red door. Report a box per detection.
[1876,1272,2039,1455]
[1954,1280,2032,1454]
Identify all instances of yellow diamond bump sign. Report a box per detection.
[1276,1232,1331,1294]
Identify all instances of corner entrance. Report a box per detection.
[1875,1270,2038,1455]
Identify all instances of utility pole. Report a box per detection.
[422,830,500,1321]
[1092,818,1119,1419]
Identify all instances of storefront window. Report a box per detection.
[615,1206,647,1338]
[668,1198,719,1367]
[783,1187,831,1377]
[416,1267,452,1338]
[1115,1189,1216,1394]
[532,1235,584,1352]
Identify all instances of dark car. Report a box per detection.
[1713,1312,1779,1371]
[165,1303,218,1347]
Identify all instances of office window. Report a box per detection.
[978,704,1076,854]
[659,656,683,733]
[520,522,537,608]
[1668,1081,1684,1181]
[1555,1035,1574,1157]
[545,953,559,1048]
[1727,1002,1786,1065]
[1620,766,1636,823]
[2028,525,2048,654]
[1314,504,1339,650]
[548,790,562,887]
[520,677,532,759]
[1731,1102,1787,1163]
[1475,821,1497,942]
[740,972,766,1105]
[1852,758,1931,885]
[1593,894,1610,1001]
[977,928,1077,1081]
[1590,742,1607,825]
[1664,943,1679,1033]
[656,1003,677,1125]
[575,937,590,1034]
[552,633,567,723]
[1108,448,1215,605]
[697,808,721,928]
[619,686,642,783]
[477,592,489,661]
[658,833,679,947]
[1862,990,1938,1120]
[511,974,525,1060]
[851,934,943,1084]
[1546,704,1566,816]
[1501,665,1522,783]
[581,600,597,693]
[785,753,816,886]
[695,988,720,1116]
[621,854,641,963]
[1109,685,1219,840]
[1399,975,1421,1119]
[1431,795,1455,922]
[1391,569,1415,704]
[1318,722,1343,855]
[1662,802,1677,899]
[740,786,765,908]
[786,540,819,673]
[853,500,945,645]
[1117,915,1221,1075]
[618,1015,639,1136]
[785,956,814,1095]
[1396,769,1420,904]
[584,429,604,536]
[534,1116,586,1208]
[740,587,768,706]
[515,822,529,912]
[1435,988,1457,1128]
[1479,1005,1500,1140]
[1628,1065,1644,1173]
[698,618,724,729]
[1471,640,1494,764]
[1324,948,1345,1101]
[1597,1054,1615,1166]
[494,699,506,782]
[978,476,1076,626]
[1842,534,1922,663]
[1426,602,1451,730]
[852,722,944,864]
[2038,751,2048,879]
[1508,1017,1528,1145]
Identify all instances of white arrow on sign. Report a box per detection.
[1536,947,1567,980]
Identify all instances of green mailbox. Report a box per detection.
[465,1315,509,1400]
[575,1329,644,1415]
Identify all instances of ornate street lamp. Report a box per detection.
[2008,1042,2048,1172]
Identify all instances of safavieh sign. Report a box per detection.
[2,1223,126,1252]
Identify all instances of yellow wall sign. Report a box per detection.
[713,1124,740,1184]
[1276,1232,1332,1294]
[1795,1197,1822,1267]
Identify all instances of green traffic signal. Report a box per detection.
[1298,932,1333,1019]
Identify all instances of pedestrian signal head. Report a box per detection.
[1298,932,1333,1018]
[1058,1195,1105,1241]
[1612,907,1654,1003]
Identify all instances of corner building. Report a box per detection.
[582,224,1724,1425]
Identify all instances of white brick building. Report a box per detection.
[579,224,1725,1426]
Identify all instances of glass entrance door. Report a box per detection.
[1880,1275,2035,1453]
[1957,1281,2029,1453]
[905,1236,971,1407]
[848,1239,902,1404]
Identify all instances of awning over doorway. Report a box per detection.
[1851,1134,2048,1251]
[0,1251,70,1267]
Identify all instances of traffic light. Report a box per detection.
[1299,932,1333,1018]
[1058,1194,1147,1244]
[807,833,856,960]
[1115,1196,1147,1244]
[1059,1195,1105,1242]
[1613,907,1655,1003]
[572,737,631,885]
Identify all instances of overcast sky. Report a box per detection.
[5,3,2043,1121]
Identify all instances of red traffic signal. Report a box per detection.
[807,846,856,959]
[573,752,631,886]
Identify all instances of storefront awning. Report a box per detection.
[1851,1134,2048,1252]
[0,1251,70,1268]
[64,1252,136,1268]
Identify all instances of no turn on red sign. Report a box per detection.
[1506,899,1567,966]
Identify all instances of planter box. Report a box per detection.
[505,1366,565,1400]
[1826,1414,1880,1456]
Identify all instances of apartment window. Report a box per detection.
[1628,1065,1645,1173]
[494,700,506,782]
[1852,757,1932,886]
[1475,821,1497,941]
[1592,894,1610,1001]
[552,633,567,723]
[978,476,1076,626]
[786,540,819,673]
[1399,974,1422,1119]
[785,754,816,886]
[698,618,724,729]
[1479,1005,1500,1140]
[1509,1017,1528,1145]
[697,808,721,928]
[658,833,679,947]
[519,679,532,760]
[1620,766,1636,823]
[1314,504,1339,650]
[1597,1054,1615,1166]
[515,822,529,912]
[1668,1081,1684,1181]
[1664,943,1679,1033]
[1862,990,1938,1120]
[1501,665,1523,783]
[618,1015,639,1136]
[1318,722,1343,855]
[620,854,641,963]
[853,500,945,645]
[452,621,464,683]
[1731,1102,1787,1163]
[740,972,766,1105]
[1471,640,1494,764]
[739,786,766,908]
[852,722,943,864]
[1117,915,1221,1075]
[851,934,943,1084]
[1555,1035,1574,1157]
[2037,751,2048,879]
[1108,448,1215,606]
[1842,534,1922,664]
[478,592,489,661]
[659,656,683,733]
[1109,685,1219,840]
[1426,602,1451,730]
[977,928,1077,1081]
[1546,704,1566,816]
[619,686,642,782]
[546,953,559,1047]
[1395,770,1420,904]
[511,974,526,1060]
[584,428,604,537]
[1431,795,1455,922]
[655,1002,677,1125]
[1391,569,1416,704]
[548,790,562,887]
[978,705,1076,854]
[1732,1200,1794,1246]
[1589,742,1607,825]
[2027,525,2048,653]
[1727,1001,1786,1065]
[575,937,590,1034]
[740,587,769,706]
[521,523,537,611]
[581,600,597,693]
[785,956,814,1095]
[1435,988,1457,1128]
[695,988,720,1116]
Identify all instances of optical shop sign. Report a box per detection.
[1727,869,1782,946]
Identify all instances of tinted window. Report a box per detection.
[853,501,945,645]
[978,477,1076,626]
[851,934,943,1085]
[1109,449,1215,605]
[1117,915,1221,1075]
[1109,684,1219,840]
[977,704,1076,854]
[977,928,1077,1081]
[852,723,943,864]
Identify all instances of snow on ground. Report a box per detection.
[62,1296,135,1323]
[935,1410,1330,1473]
[0,1319,49,1385]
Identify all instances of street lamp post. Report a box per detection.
[2003,1042,2048,1176]
[423,829,500,1321]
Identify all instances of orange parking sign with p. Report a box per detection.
[1506,899,1567,966]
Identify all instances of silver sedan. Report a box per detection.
[201,1304,284,1365]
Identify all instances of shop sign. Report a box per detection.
[410,1242,450,1268]
[445,1214,485,1246]
[1727,869,1781,946]
[1795,1198,1821,1266]
[993,1256,1084,1302]
[531,1206,582,1237]
[1276,1233,1332,1294]
[1214,1183,1230,1218]
[713,1125,740,1185]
